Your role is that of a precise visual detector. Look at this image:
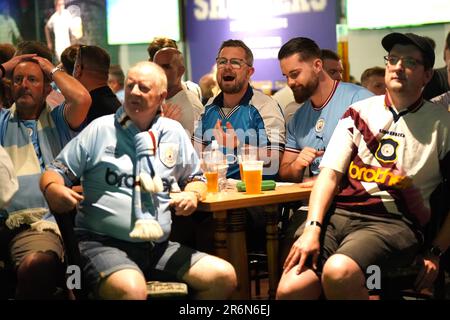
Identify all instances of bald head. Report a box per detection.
[127,61,167,95]
[124,61,167,130]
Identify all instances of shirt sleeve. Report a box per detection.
[319,114,355,174]
[48,130,91,187]
[256,97,286,152]
[176,126,203,189]
[46,14,54,29]
[285,114,300,152]
[352,87,374,103]
[50,103,82,145]
[193,110,208,146]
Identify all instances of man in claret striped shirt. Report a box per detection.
[277,33,450,300]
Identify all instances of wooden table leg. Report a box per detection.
[213,210,228,260]
[226,209,250,299]
[265,205,279,299]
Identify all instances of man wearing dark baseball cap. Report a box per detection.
[275,32,450,300]
[382,32,435,70]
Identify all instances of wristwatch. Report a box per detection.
[50,66,64,80]
[429,245,443,258]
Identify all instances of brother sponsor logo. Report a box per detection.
[348,161,411,188]
[105,167,135,188]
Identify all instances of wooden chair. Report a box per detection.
[374,181,449,300]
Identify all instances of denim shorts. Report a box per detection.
[76,231,207,295]
[295,208,422,275]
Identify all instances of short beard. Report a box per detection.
[291,76,319,104]
[219,79,245,94]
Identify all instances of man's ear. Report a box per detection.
[313,58,323,73]
[247,66,255,77]
[178,65,185,77]
[159,90,167,103]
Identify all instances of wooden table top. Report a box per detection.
[197,183,311,212]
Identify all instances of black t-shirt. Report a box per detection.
[86,86,121,124]
[423,66,450,100]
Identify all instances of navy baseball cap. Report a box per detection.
[382,32,435,69]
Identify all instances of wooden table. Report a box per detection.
[197,183,311,299]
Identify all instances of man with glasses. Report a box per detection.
[191,40,285,254]
[71,45,121,124]
[277,32,450,300]
[194,39,285,179]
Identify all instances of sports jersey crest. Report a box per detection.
[375,138,398,163]
[315,118,325,133]
[159,143,179,168]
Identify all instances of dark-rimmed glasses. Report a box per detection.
[75,45,87,72]
[384,55,423,69]
[216,57,250,69]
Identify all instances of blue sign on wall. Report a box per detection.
[185,0,337,89]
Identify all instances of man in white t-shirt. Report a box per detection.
[153,47,203,136]
[45,0,73,61]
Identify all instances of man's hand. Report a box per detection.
[414,255,440,292]
[213,119,240,149]
[31,56,56,77]
[283,226,321,275]
[169,191,198,216]
[161,102,182,122]
[297,176,318,189]
[44,183,84,214]
[295,147,324,168]
[2,54,37,75]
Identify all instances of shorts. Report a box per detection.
[0,219,65,269]
[294,208,422,275]
[76,231,207,295]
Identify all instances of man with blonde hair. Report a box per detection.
[153,47,203,135]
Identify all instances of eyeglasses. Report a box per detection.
[76,45,87,69]
[384,55,423,69]
[216,57,250,69]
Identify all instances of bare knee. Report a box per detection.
[276,276,298,300]
[322,255,357,282]
[185,256,237,299]
[98,269,147,300]
[18,251,62,274]
[276,268,321,300]
[16,251,64,299]
[207,259,237,299]
[322,254,366,299]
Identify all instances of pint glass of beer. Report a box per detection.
[242,160,263,194]
[239,145,258,182]
[202,151,221,193]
